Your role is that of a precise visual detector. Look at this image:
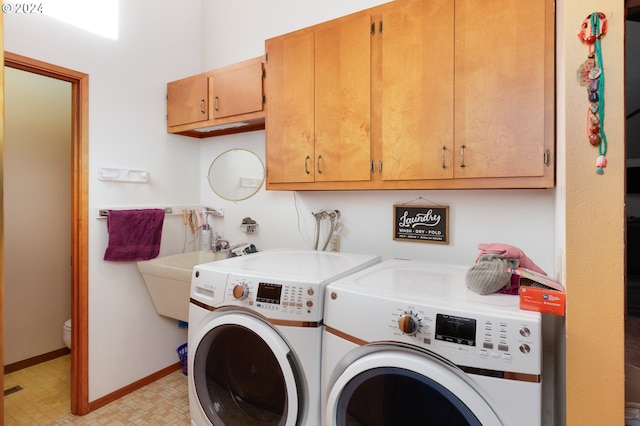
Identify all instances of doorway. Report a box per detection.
[3,65,72,423]
[2,52,89,418]
[627,2,640,412]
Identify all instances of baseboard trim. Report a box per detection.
[4,348,71,374]
[88,362,182,413]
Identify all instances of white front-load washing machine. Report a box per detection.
[322,258,542,426]
[188,249,380,426]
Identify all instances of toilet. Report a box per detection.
[63,319,71,349]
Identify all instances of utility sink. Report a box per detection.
[137,250,228,322]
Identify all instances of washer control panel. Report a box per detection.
[226,274,321,321]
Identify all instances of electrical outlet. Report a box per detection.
[329,235,340,252]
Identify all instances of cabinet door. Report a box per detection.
[265,30,315,184]
[314,13,372,182]
[210,58,264,120]
[377,0,454,181]
[455,0,549,179]
[167,74,208,127]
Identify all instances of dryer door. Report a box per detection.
[192,313,304,426]
[326,349,503,426]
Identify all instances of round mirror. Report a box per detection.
[207,149,265,201]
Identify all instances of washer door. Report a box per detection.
[192,313,304,426]
[326,349,503,426]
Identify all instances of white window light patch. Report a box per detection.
[43,0,119,40]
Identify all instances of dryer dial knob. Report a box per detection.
[398,313,420,336]
[232,283,249,300]
[519,343,531,354]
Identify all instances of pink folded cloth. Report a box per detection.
[103,209,165,262]
[475,243,547,275]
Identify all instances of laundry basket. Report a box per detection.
[177,343,188,376]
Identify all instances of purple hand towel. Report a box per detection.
[103,209,165,261]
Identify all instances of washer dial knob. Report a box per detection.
[232,282,249,300]
[398,312,420,336]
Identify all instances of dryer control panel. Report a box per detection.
[324,282,542,376]
[388,304,541,375]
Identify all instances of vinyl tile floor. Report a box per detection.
[4,355,190,425]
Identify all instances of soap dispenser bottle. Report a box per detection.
[201,224,212,251]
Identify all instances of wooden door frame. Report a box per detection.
[2,52,90,416]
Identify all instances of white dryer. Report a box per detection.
[322,258,542,426]
[188,249,380,426]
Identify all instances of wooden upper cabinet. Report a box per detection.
[167,56,266,138]
[375,0,454,181]
[264,0,554,190]
[167,74,208,127]
[454,0,553,182]
[265,30,315,184]
[211,58,264,120]
[314,13,372,183]
[265,12,372,185]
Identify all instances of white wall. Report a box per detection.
[202,0,394,69]
[5,1,204,400]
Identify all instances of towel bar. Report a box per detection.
[97,207,174,219]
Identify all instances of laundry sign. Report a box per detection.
[393,205,449,244]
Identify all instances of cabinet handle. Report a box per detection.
[213,96,219,111]
[441,146,447,169]
[317,155,323,174]
[370,160,375,173]
[460,145,466,168]
[305,156,311,175]
[378,160,382,173]
[200,99,206,114]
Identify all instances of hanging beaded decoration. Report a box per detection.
[577,12,608,174]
